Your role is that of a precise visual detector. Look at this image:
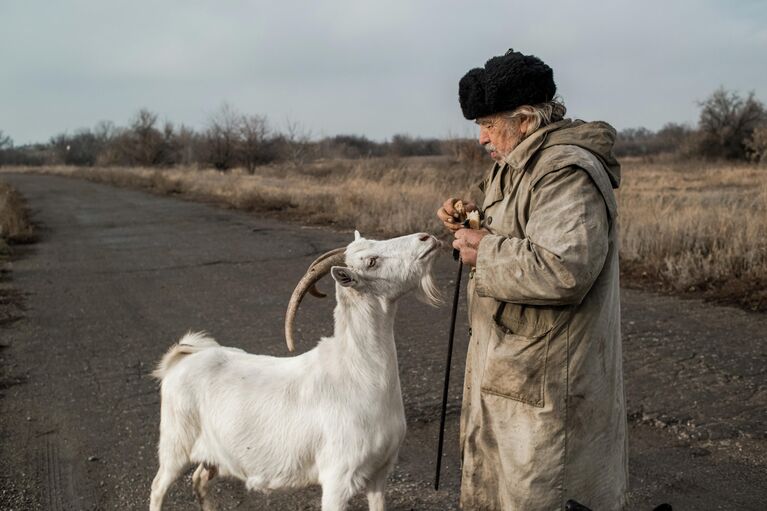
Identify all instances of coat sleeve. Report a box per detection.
[474,166,610,306]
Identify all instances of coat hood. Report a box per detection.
[539,119,621,189]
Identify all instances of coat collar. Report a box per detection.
[503,119,573,171]
[477,119,574,205]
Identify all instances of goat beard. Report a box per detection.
[416,269,443,307]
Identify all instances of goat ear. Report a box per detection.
[354,230,362,241]
[331,266,358,288]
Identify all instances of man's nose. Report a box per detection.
[478,128,490,145]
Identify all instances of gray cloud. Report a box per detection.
[2,0,766,144]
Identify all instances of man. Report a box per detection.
[438,50,627,510]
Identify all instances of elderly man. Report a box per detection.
[438,50,627,510]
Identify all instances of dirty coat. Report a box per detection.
[460,119,628,510]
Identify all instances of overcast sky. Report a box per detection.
[2,0,766,145]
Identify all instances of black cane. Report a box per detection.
[434,252,463,490]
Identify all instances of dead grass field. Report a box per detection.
[3,157,766,310]
[618,159,767,310]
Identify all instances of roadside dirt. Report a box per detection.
[0,173,764,510]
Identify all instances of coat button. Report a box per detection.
[486,216,493,225]
[468,327,473,336]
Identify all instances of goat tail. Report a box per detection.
[152,331,220,380]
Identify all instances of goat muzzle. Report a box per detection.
[284,247,346,352]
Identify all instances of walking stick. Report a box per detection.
[434,251,463,490]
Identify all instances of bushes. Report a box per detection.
[745,125,767,163]
[1,106,469,170]
[697,88,766,160]
[3,87,766,169]
[615,88,767,162]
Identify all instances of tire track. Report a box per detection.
[40,435,69,511]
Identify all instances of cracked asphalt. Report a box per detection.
[0,173,765,510]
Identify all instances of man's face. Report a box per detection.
[476,114,525,162]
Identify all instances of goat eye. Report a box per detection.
[367,257,378,268]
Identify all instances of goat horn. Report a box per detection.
[285,247,346,352]
[305,248,346,298]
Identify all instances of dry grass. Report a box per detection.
[3,157,766,310]
[2,158,477,236]
[619,160,767,310]
[0,181,34,244]
[0,180,35,325]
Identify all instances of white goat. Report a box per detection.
[150,231,442,511]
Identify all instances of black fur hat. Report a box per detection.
[459,49,556,120]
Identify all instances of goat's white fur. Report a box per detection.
[150,232,441,511]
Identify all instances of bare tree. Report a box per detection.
[205,103,242,171]
[126,109,167,166]
[91,120,122,166]
[239,114,273,173]
[698,88,766,159]
[50,129,101,166]
[160,120,181,165]
[174,125,200,167]
[0,130,13,166]
[0,130,12,150]
[93,120,116,144]
[282,117,313,165]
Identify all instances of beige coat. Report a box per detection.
[460,119,628,510]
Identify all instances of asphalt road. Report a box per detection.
[0,173,765,510]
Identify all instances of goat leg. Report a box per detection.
[192,463,218,511]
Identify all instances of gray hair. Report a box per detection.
[504,96,567,137]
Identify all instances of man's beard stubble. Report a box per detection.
[485,130,523,162]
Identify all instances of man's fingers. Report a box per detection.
[438,209,462,232]
[442,197,458,217]
[440,198,477,234]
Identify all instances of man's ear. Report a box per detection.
[331,266,359,288]
[518,116,530,136]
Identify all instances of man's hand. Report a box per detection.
[437,197,478,233]
[453,228,490,267]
